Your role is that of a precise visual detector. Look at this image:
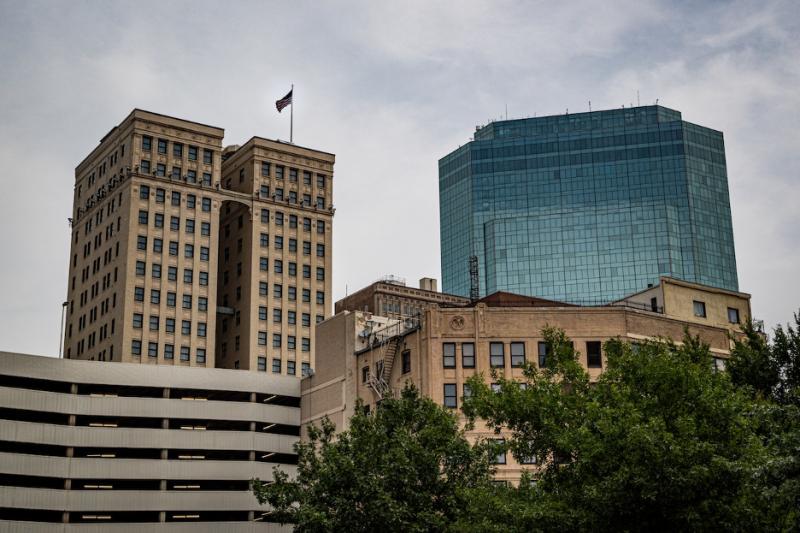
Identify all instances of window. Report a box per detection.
[186,219,195,234]
[316,197,325,209]
[199,271,208,286]
[288,286,297,301]
[197,349,206,364]
[180,346,190,361]
[188,145,198,161]
[164,344,174,359]
[274,259,283,274]
[152,264,161,279]
[443,384,457,408]
[273,334,281,348]
[156,163,166,177]
[135,235,146,250]
[197,323,206,337]
[154,213,163,228]
[443,343,456,368]
[289,168,298,182]
[138,210,149,225]
[184,244,194,258]
[134,287,144,301]
[490,342,505,367]
[150,289,160,304]
[289,262,297,277]
[153,238,163,253]
[259,282,268,296]
[538,342,549,368]
[173,143,183,158]
[171,191,181,206]
[261,161,270,176]
[171,167,180,180]
[149,315,159,331]
[132,313,143,328]
[202,197,211,212]
[273,308,282,323]
[402,350,411,373]
[587,341,602,368]
[462,343,475,368]
[261,209,269,224]
[302,362,311,377]
[260,233,269,247]
[200,246,209,261]
[302,337,310,352]
[302,289,311,303]
[693,300,707,318]
[166,318,175,333]
[316,244,325,257]
[182,294,192,309]
[728,307,740,324]
[140,160,150,174]
[142,135,152,151]
[362,366,369,383]
[257,357,267,372]
[148,342,158,357]
[131,340,141,356]
[275,236,283,250]
[316,291,324,305]
[316,267,325,281]
[492,439,506,464]
[157,138,167,154]
[166,292,176,307]
[187,194,196,209]
[274,284,283,299]
[170,216,179,231]
[258,331,267,345]
[303,241,311,255]
[169,241,178,256]
[201,222,210,236]
[168,266,177,281]
[287,360,296,375]
[178,320,189,335]
[156,188,165,203]
[289,238,297,252]
[183,269,193,283]
[302,313,311,327]
[203,149,213,165]
[139,185,150,199]
[272,358,281,373]
[511,342,526,367]
[275,212,284,226]
[275,165,284,180]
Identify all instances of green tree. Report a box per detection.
[461,327,775,532]
[253,385,493,533]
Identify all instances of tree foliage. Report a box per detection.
[253,385,493,533]
[461,327,782,532]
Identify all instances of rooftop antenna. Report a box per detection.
[566,108,569,115]
[588,100,592,112]
[469,256,480,302]
[637,90,640,107]
[656,98,659,105]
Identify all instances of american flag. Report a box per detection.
[275,89,293,112]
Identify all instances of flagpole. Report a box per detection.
[290,84,294,144]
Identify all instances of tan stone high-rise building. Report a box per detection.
[63,109,334,377]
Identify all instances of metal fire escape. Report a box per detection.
[361,316,420,401]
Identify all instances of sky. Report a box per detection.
[0,0,798,357]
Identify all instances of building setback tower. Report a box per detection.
[64,109,334,375]
[439,106,738,304]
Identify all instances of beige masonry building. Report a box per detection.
[303,277,751,483]
[63,109,333,377]
[0,350,298,530]
[335,276,469,319]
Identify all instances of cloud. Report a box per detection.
[0,0,797,356]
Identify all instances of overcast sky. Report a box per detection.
[0,0,798,356]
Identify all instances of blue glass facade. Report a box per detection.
[439,106,738,303]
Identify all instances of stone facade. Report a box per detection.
[304,282,751,483]
[63,110,334,377]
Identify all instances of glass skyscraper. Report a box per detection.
[439,105,738,303]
